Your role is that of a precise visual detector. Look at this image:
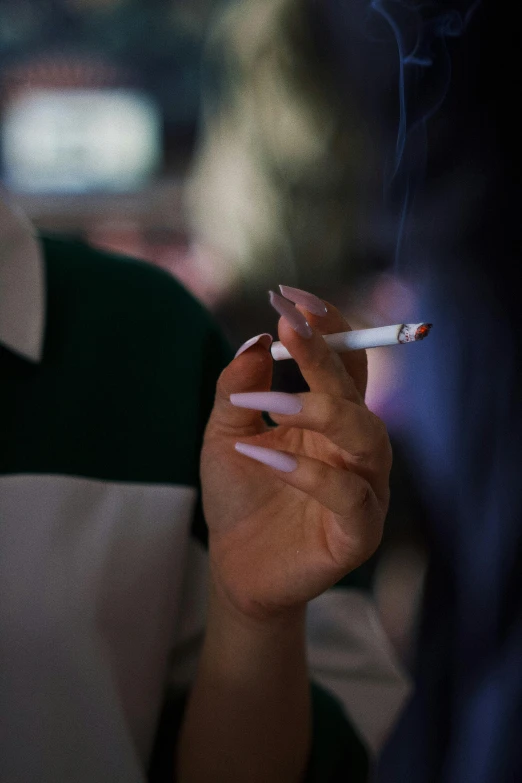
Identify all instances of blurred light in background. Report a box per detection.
[0,0,219,263]
[2,89,161,193]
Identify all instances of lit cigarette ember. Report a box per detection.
[270,323,432,361]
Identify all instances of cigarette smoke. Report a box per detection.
[369,0,480,267]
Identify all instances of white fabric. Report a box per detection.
[0,474,202,783]
[0,192,45,362]
[307,587,412,754]
[0,474,411,779]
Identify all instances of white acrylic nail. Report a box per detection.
[230,392,303,415]
[234,333,273,358]
[234,442,298,472]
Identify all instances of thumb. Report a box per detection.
[206,333,274,437]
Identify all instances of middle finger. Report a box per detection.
[270,291,363,403]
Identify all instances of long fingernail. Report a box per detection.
[279,285,328,316]
[230,391,303,415]
[269,291,313,339]
[234,333,273,358]
[235,442,298,473]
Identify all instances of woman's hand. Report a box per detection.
[200,288,392,622]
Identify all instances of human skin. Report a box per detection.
[176,294,392,783]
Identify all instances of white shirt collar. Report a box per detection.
[0,193,45,362]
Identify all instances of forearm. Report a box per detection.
[175,579,311,783]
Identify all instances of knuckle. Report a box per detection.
[305,459,331,496]
[345,425,375,464]
[359,483,374,510]
[349,476,373,511]
[315,393,340,431]
[311,350,335,375]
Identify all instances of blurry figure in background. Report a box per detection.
[185,0,373,348]
[88,222,229,310]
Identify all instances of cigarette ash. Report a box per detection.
[414,323,433,341]
[398,322,433,343]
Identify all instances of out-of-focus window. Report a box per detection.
[0,0,233,303]
[0,0,223,286]
[0,0,220,185]
[3,88,161,193]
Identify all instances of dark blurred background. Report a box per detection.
[2,1,520,779]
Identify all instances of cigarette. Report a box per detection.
[270,323,432,361]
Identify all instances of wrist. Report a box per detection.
[207,559,307,636]
[199,566,308,689]
[180,569,311,783]
[208,571,307,637]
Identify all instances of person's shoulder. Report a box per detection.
[41,234,219,339]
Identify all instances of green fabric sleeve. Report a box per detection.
[147,690,187,782]
[305,681,369,783]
